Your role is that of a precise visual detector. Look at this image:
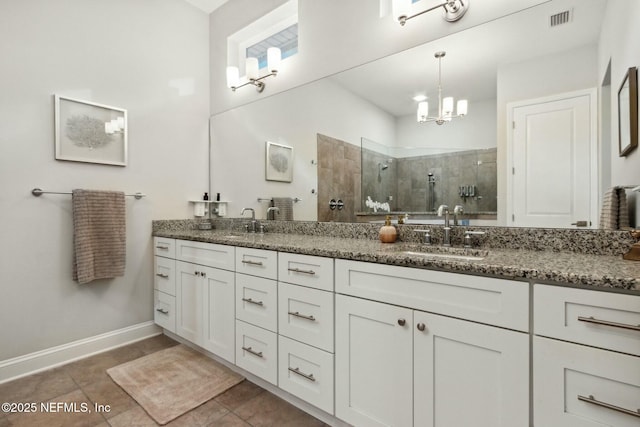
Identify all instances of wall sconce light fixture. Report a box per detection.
[226,47,281,93]
[392,0,469,26]
[417,51,468,125]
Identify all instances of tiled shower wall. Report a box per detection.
[363,148,498,213]
[317,133,361,222]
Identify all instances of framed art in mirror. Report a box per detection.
[618,67,638,157]
[54,95,127,166]
[265,141,293,182]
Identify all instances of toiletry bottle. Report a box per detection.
[203,192,209,201]
[379,215,397,243]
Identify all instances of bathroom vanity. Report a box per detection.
[152,221,640,427]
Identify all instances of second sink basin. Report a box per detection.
[401,248,487,261]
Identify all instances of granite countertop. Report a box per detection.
[153,229,640,292]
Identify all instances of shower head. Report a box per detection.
[379,163,389,171]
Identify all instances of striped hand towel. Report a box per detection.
[72,189,126,284]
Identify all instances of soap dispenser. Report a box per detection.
[379,215,397,243]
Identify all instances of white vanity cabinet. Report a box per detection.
[173,240,236,363]
[533,284,640,426]
[153,237,177,333]
[277,253,335,415]
[335,259,530,427]
[234,247,279,385]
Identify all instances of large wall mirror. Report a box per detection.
[210,0,611,228]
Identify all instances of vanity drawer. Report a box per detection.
[278,253,334,291]
[534,336,640,427]
[154,256,176,295]
[534,284,640,356]
[236,274,278,332]
[154,290,176,333]
[154,237,175,258]
[235,320,278,385]
[335,259,529,332]
[236,247,277,280]
[278,282,334,352]
[278,335,334,415]
[176,239,235,271]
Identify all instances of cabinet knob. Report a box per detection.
[397,318,406,326]
[416,323,426,332]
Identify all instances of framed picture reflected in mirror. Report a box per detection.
[618,67,638,157]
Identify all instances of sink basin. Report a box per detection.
[402,250,486,261]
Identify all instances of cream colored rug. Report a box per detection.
[107,344,243,425]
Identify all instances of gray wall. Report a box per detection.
[0,0,209,360]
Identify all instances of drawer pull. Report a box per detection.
[241,346,263,358]
[288,267,316,275]
[288,311,316,322]
[578,394,640,418]
[241,259,264,266]
[155,273,169,278]
[288,367,316,382]
[155,308,169,315]
[397,318,406,326]
[242,297,264,306]
[577,316,640,332]
[155,245,169,250]
[416,323,426,331]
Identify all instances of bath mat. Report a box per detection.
[107,344,243,425]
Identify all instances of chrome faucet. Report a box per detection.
[241,208,258,233]
[266,206,279,219]
[453,205,464,226]
[437,204,451,246]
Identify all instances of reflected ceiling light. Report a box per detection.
[413,94,427,102]
[392,0,469,26]
[417,51,468,125]
[226,47,281,93]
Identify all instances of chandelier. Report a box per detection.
[417,51,468,125]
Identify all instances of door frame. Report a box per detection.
[506,88,598,228]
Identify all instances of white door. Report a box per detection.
[414,311,529,427]
[335,295,413,427]
[202,265,235,363]
[175,260,203,345]
[508,89,597,228]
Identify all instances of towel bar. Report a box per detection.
[31,188,145,199]
[257,197,301,203]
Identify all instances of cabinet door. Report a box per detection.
[335,295,413,427]
[534,336,640,427]
[202,265,235,363]
[176,260,204,345]
[414,311,529,427]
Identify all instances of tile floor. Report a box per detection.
[0,335,328,426]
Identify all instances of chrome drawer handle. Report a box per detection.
[241,346,263,358]
[155,245,169,250]
[242,297,264,306]
[288,367,316,382]
[578,394,640,418]
[242,260,264,266]
[156,273,169,278]
[577,316,640,332]
[288,311,316,321]
[155,308,169,315]
[288,267,316,275]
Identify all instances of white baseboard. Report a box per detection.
[0,321,162,384]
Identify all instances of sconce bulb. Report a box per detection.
[267,47,281,74]
[417,101,429,122]
[226,66,239,88]
[116,116,125,130]
[457,99,468,116]
[246,57,259,80]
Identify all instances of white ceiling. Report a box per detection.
[330,0,608,117]
[182,0,228,14]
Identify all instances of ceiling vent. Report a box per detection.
[549,9,572,27]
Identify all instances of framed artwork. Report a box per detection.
[54,95,128,166]
[265,141,293,182]
[617,67,638,157]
